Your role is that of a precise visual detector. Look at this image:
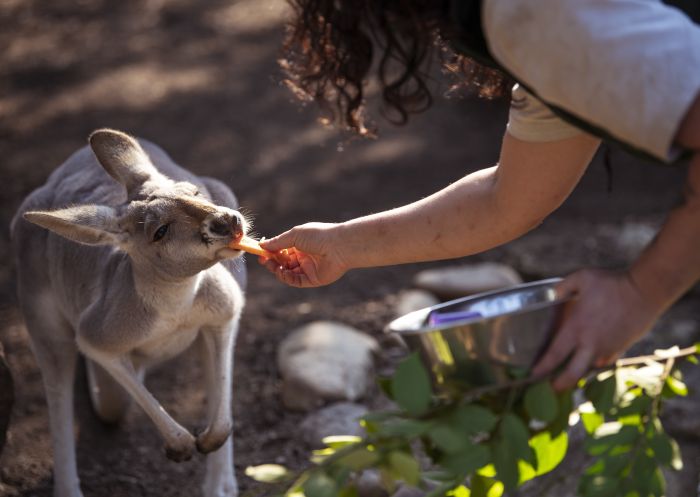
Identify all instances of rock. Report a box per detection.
[394,290,440,318]
[413,263,522,300]
[357,470,389,497]
[611,221,658,259]
[0,340,13,457]
[666,319,699,344]
[299,402,368,448]
[277,321,379,411]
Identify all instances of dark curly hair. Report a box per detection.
[280,0,511,136]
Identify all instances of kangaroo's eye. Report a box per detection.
[153,224,169,242]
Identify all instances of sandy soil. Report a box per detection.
[1,1,699,496]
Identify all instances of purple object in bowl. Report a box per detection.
[427,310,482,326]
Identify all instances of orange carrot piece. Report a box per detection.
[229,236,289,264]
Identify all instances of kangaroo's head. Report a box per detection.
[24,129,249,279]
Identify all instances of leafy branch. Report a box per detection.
[245,345,698,497]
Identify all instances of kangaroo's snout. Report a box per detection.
[204,211,244,240]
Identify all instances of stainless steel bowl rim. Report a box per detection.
[388,277,567,335]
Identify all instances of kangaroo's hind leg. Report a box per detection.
[22,299,83,497]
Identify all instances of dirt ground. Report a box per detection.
[1,1,700,496]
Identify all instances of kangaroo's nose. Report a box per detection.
[209,213,243,238]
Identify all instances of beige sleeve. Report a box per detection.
[507,84,583,142]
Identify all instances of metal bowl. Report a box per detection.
[386,278,568,395]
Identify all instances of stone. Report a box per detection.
[0,340,13,457]
[612,221,658,259]
[299,402,368,448]
[394,290,440,318]
[413,263,522,300]
[277,321,379,411]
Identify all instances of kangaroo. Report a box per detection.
[11,129,248,497]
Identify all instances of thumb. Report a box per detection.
[555,272,583,301]
[259,228,298,252]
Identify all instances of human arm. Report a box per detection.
[534,93,700,390]
[259,131,600,287]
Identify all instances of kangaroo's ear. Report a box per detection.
[24,206,125,246]
[89,129,158,196]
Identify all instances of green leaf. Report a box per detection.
[336,447,380,471]
[549,389,574,437]
[477,465,496,478]
[500,414,534,466]
[650,468,666,496]
[585,424,639,456]
[665,376,688,397]
[492,438,519,491]
[303,472,338,497]
[600,453,630,477]
[391,353,433,415]
[446,485,470,497]
[388,451,421,486]
[630,453,657,495]
[687,354,699,365]
[581,411,604,435]
[649,433,683,470]
[517,460,536,485]
[523,382,558,423]
[616,395,651,418]
[451,405,498,435]
[530,431,568,475]
[585,374,618,414]
[429,424,470,454]
[486,482,504,497]
[244,464,293,483]
[441,444,491,476]
[378,419,433,438]
[470,474,504,497]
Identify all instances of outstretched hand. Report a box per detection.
[533,269,663,391]
[258,222,350,288]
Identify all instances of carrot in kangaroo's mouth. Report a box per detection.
[229,236,289,264]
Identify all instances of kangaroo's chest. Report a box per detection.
[130,276,214,363]
[132,311,203,364]
[129,268,242,364]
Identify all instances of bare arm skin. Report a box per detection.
[336,131,600,268]
[260,131,600,286]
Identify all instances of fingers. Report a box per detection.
[554,272,582,301]
[532,321,576,377]
[259,228,297,252]
[553,347,595,391]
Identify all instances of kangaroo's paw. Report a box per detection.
[164,430,197,462]
[196,422,233,454]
